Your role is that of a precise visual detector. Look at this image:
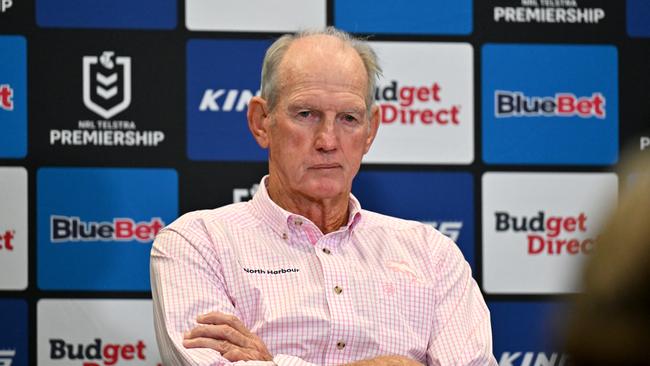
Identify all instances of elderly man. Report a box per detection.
[151,27,496,366]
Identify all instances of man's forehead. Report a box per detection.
[276,35,367,93]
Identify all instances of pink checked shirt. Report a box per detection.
[151,177,496,366]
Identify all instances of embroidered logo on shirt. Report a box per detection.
[243,267,299,275]
[385,260,423,284]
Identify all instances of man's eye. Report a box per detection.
[297,111,312,118]
[342,115,358,123]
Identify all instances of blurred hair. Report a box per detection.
[565,152,650,365]
[260,27,381,112]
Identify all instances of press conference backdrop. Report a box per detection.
[1,0,649,365]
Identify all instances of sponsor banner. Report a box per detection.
[0,35,26,158]
[489,301,568,366]
[482,172,617,294]
[38,299,161,365]
[627,0,650,37]
[352,171,475,271]
[335,0,472,35]
[37,168,178,291]
[181,164,268,213]
[185,0,325,32]
[31,34,182,163]
[187,39,271,161]
[0,167,27,290]
[36,0,176,29]
[0,299,28,366]
[482,44,618,165]
[478,0,623,38]
[364,42,474,164]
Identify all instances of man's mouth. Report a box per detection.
[310,163,341,169]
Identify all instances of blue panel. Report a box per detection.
[36,0,176,29]
[0,36,27,158]
[489,301,568,365]
[187,39,272,161]
[482,44,618,165]
[352,171,475,271]
[627,0,650,38]
[335,0,472,35]
[37,168,178,291]
[0,299,28,366]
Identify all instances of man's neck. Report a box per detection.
[266,180,350,234]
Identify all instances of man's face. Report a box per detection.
[261,36,378,203]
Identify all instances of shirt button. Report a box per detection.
[281,233,288,240]
[322,248,331,255]
[336,341,346,350]
[333,285,343,295]
[294,219,303,226]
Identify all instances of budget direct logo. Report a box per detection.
[48,338,159,366]
[482,44,618,165]
[495,211,595,256]
[364,42,473,164]
[187,39,271,161]
[353,171,475,270]
[0,167,27,290]
[38,300,161,366]
[0,36,27,158]
[483,172,617,294]
[37,168,177,291]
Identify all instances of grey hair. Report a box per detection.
[260,27,382,112]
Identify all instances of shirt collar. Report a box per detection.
[250,175,363,239]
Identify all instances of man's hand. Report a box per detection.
[183,312,273,362]
[344,355,424,366]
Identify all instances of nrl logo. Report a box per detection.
[82,51,131,120]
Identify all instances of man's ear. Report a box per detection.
[363,104,380,154]
[247,96,271,149]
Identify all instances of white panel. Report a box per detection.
[186,0,326,32]
[364,42,474,164]
[0,167,27,290]
[37,299,161,365]
[482,172,618,294]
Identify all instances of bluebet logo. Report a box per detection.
[482,44,618,165]
[187,39,271,161]
[37,168,177,291]
[0,36,27,158]
[50,216,164,243]
[424,221,462,242]
[494,91,605,119]
[0,84,13,111]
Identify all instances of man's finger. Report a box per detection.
[223,348,254,362]
[197,312,254,337]
[185,324,253,348]
[182,337,233,354]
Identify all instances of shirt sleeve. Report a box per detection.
[425,236,498,366]
[150,218,319,366]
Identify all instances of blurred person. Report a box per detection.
[151,27,495,366]
[565,153,650,365]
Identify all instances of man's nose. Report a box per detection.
[314,117,338,152]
